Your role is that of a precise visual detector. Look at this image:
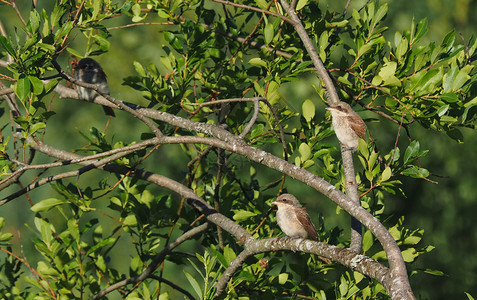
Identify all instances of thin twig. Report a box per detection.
[210,0,294,24]
[0,144,143,205]
[149,275,197,300]
[92,223,208,299]
[240,99,260,138]
[51,60,163,138]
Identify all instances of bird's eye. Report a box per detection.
[282,199,288,202]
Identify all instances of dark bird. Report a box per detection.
[74,58,115,117]
[272,193,318,240]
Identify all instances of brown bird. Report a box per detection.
[326,101,367,151]
[74,58,115,117]
[272,194,318,240]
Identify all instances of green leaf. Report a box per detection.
[132,3,141,16]
[278,273,289,284]
[67,219,80,242]
[443,65,458,92]
[401,248,418,262]
[28,76,44,95]
[452,65,472,91]
[264,22,274,45]
[123,214,137,226]
[85,237,117,256]
[413,18,428,43]
[440,93,458,103]
[184,271,202,298]
[403,235,422,245]
[223,245,236,265]
[92,0,102,19]
[389,225,401,240]
[358,139,369,157]
[462,99,477,122]
[232,210,257,221]
[95,255,107,273]
[164,32,182,51]
[255,0,269,9]
[381,166,392,182]
[437,104,449,117]
[157,9,170,18]
[378,62,397,80]
[424,269,445,276]
[31,198,66,212]
[410,68,443,94]
[403,140,419,164]
[298,142,311,161]
[37,261,60,277]
[396,36,408,60]
[248,57,267,68]
[0,232,13,242]
[236,270,255,281]
[302,99,315,122]
[302,159,315,169]
[34,217,53,246]
[318,31,329,60]
[266,80,280,105]
[352,9,360,23]
[295,0,309,11]
[30,122,46,136]
[357,43,372,58]
[339,275,348,296]
[362,230,373,252]
[15,75,31,101]
[441,30,455,52]
[373,3,388,25]
[0,35,16,58]
[401,166,429,178]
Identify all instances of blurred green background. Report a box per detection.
[0,0,476,299]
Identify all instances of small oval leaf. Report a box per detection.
[31,198,66,213]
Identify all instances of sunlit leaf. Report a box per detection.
[302,99,315,123]
[15,75,31,101]
[31,198,66,213]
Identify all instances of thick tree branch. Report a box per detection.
[215,237,390,296]
[342,149,363,253]
[279,0,367,279]
[3,64,413,298]
[15,126,411,298]
[279,0,340,105]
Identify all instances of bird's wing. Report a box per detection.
[347,115,367,140]
[295,207,318,241]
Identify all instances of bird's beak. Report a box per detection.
[325,106,337,112]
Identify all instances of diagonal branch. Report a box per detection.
[16,125,412,298]
[6,72,414,298]
[279,0,366,256]
[215,237,391,297]
[50,60,163,138]
[92,223,208,299]
[210,0,294,24]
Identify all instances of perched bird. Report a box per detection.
[74,58,115,116]
[326,101,367,151]
[272,194,318,240]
